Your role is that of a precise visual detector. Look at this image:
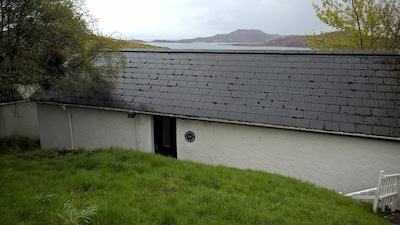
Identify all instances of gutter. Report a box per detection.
[62,105,75,150]
[0,99,30,107]
[37,101,400,142]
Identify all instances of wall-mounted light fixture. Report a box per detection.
[128,111,136,118]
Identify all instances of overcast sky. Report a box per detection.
[85,0,329,41]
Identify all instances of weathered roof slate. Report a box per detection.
[35,49,400,138]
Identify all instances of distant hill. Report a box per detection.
[129,39,146,43]
[235,35,308,48]
[153,29,283,43]
[149,29,309,47]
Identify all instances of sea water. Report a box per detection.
[148,42,311,50]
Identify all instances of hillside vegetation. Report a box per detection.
[0,147,389,225]
[105,37,158,49]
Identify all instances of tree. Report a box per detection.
[0,0,125,96]
[307,0,400,50]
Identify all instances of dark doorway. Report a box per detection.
[154,116,177,158]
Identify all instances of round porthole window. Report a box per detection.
[185,131,195,143]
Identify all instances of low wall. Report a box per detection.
[36,104,153,152]
[0,101,39,140]
[177,119,400,194]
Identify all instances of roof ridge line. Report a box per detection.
[121,48,400,56]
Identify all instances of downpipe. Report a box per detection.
[62,105,75,150]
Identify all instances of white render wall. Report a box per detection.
[37,104,153,152]
[36,103,400,194]
[177,118,400,194]
[0,102,39,140]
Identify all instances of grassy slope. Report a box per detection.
[0,148,388,225]
[115,39,158,49]
[105,37,158,49]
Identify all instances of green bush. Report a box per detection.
[0,135,40,154]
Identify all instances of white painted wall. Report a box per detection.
[37,104,72,149]
[177,119,400,194]
[36,104,153,152]
[36,103,400,196]
[0,102,39,140]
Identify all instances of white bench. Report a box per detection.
[346,170,400,213]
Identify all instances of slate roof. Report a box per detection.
[35,49,400,139]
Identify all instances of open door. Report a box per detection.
[154,116,177,158]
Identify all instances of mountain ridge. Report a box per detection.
[145,29,308,47]
[176,29,282,43]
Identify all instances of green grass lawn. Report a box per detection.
[0,148,389,225]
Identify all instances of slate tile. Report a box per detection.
[290,110,304,118]
[355,125,373,134]
[181,100,193,108]
[311,103,326,112]
[318,112,333,121]
[237,105,251,113]
[217,111,231,120]
[347,115,364,124]
[372,126,390,136]
[267,115,282,125]
[362,99,379,107]
[291,94,306,103]
[287,87,301,94]
[332,97,348,105]
[271,101,284,108]
[376,85,392,92]
[274,86,288,93]
[279,94,292,101]
[379,117,395,127]
[214,103,227,111]
[281,117,296,126]
[275,108,290,117]
[378,100,395,109]
[371,108,387,117]
[355,107,371,116]
[172,107,185,115]
[192,101,204,109]
[324,121,339,131]
[338,105,355,114]
[203,102,215,110]
[326,104,340,113]
[347,98,363,107]
[241,113,255,122]
[384,93,398,102]
[230,112,243,121]
[364,116,380,125]
[254,114,268,124]
[204,109,219,118]
[299,88,313,95]
[295,118,310,128]
[298,103,311,111]
[263,107,277,116]
[250,106,264,114]
[304,111,318,120]
[285,102,298,109]
[225,104,239,113]
[340,123,356,133]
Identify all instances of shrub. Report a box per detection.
[0,135,40,154]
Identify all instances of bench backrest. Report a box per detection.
[373,170,400,212]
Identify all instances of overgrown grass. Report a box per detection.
[0,147,389,224]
